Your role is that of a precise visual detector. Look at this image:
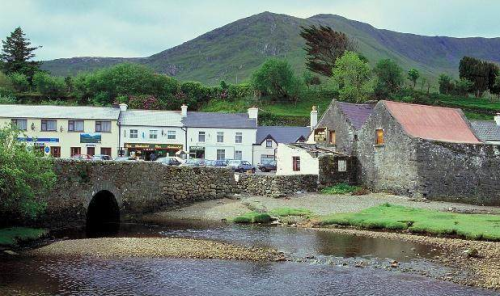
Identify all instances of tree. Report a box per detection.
[373,59,404,97]
[407,68,420,89]
[330,51,373,102]
[9,72,30,92]
[0,27,41,80]
[300,25,356,77]
[438,74,455,95]
[251,59,302,101]
[0,125,56,220]
[454,78,474,96]
[303,71,321,89]
[33,72,67,98]
[459,56,498,97]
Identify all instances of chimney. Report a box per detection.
[248,107,259,123]
[181,104,188,117]
[119,103,128,112]
[310,106,318,130]
[495,113,500,126]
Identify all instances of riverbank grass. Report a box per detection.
[321,204,500,241]
[233,207,313,223]
[0,227,48,246]
[268,207,312,217]
[233,212,272,223]
[320,204,500,241]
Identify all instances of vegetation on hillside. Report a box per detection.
[320,203,500,241]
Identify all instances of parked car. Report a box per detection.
[92,154,112,161]
[258,160,277,172]
[71,154,92,160]
[114,156,136,162]
[227,160,255,173]
[155,157,182,166]
[181,158,206,167]
[208,160,228,168]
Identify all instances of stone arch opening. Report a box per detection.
[86,190,120,236]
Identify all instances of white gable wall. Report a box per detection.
[276,143,319,176]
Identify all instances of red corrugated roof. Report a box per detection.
[384,101,480,144]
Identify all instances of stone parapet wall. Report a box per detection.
[237,174,318,197]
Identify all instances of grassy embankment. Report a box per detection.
[320,203,500,241]
[0,227,48,247]
[233,207,312,223]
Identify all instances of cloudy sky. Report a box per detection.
[1,0,499,60]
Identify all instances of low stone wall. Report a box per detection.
[237,174,318,197]
[318,155,358,187]
[43,160,236,225]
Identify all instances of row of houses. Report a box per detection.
[277,100,500,204]
[0,103,310,164]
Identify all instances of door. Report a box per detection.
[51,146,61,158]
[101,147,112,156]
[70,147,81,157]
[87,147,95,156]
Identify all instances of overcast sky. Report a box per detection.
[1,0,499,60]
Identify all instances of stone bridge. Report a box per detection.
[43,160,236,228]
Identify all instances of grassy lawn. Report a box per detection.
[0,227,48,246]
[321,184,362,195]
[320,204,500,241]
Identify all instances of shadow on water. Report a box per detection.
[85,190,120,237]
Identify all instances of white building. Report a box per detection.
[182,106,258,163]
[253,126,310,165]
[118,104,186,159]
[276,143,338,176]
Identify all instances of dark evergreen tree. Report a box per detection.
[0,27,41,80]
[300,25,355,77]
[459,56,498,97]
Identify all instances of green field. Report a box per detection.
[320,204,500,241]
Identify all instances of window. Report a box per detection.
[95,121,111,132]
[87,147,95,156]
[266,139,273,148]
[217,132,224,143]
[314,128,326,143]
[51,146,61,158]
[149,130,158,139]
[217,149,225,160]
[235,150,242,160]
[376,129,384,145]
[70,147,81,157]
[261,155,275,163]
[235,132,242,143]
[11,119,27,131]
[101,147,112,156]
[41,119,57,131]
[293,157,301,172]
[130,129,138,139]
[198,131,206,142]
[68,120,84,132]
[338,160,347,172]
[167,130,176,140]
[329,130,336,145]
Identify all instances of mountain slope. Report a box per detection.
[41,12,500,85]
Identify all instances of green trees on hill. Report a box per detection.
[459,56,499,97]
[0,27,41,82]
[251,59,303,102]
[330,51,373,102]
[373,59,404,98]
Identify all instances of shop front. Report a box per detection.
[189,146,205,159]
[124,143,183,160]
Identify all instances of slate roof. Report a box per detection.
[384,100,481,144]
[182,112,257,129]
[0,104,120,120]
[470,120,500,142]
[337,102,376,130]
[120,110,182,127]
[256,126,310,144]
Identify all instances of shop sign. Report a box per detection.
[18,137,59,143]
[80,133,102,144]
[125,143,183,150]
[189,146,205,151]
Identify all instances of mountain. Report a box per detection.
[41,12,500,85]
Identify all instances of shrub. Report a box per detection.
[321,183,362,195]
[233,211,272,224]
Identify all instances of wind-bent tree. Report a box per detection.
[0,27,41,81]
[407,68,420,89]
[300,25,356,77]
[330,51,373,102]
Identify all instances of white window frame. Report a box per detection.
[235,150,242,160]
[235,132,242,143]
[199,131,206,143]
[130,129,138,139]
[167,130,176,140]
[338,160,347,172]
[217,132,224,143]
[266,139,273,148]
[11,119,27,131]
[217,149,225,160]
[149,130,158,139]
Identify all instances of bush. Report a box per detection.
[321,183,362,195]
[33,72,67,98]
[233,211,272,223]
[9,72,30,92]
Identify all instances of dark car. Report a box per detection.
[155,157,182,166]
[227,160,255,173]
[258,160,277,172]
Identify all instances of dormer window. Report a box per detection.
[266,139,273,148]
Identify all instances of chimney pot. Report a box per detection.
[119,103,128,112]
[495,113,500,125]
[310,105,318,130]
[248,107,259,124]
[181,104,188,117]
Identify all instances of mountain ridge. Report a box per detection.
[41,12,500,85]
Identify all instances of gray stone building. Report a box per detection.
[357,100,500,205]
[310,100,375,154]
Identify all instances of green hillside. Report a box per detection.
[41,12,500,85]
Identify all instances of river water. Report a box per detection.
[1,221,498,296]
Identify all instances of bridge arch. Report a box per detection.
[86,190,120,236]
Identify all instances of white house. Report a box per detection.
[118,104,186,160]
[182,106,258,163]
[252,126,310,165]
[276,143,337,176]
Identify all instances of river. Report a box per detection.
[0,221,498,296]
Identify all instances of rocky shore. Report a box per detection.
[29,237,285,262]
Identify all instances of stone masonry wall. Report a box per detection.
[237,174,318,197]
[44,160,236,225]
[315,102,357,155]
[416,141,500,205]
[318,155,358,187]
